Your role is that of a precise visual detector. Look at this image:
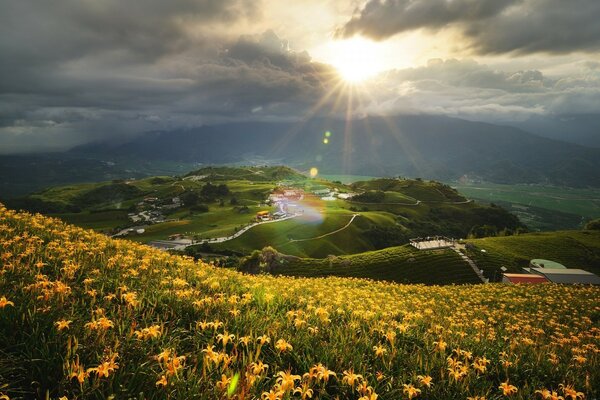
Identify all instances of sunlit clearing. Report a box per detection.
[309,167,319,177]
[325,37,387,82]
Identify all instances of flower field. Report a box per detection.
[0,205,598,399]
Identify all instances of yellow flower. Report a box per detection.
[250,361,269,375]
[342,369,363,387]
[261,389,283,400]
[359,393,379,400]
[499,381,518,396]
[293,383,314,400]
[275,338,293,352]
[275,370,301,392]
[134,325,162,340]
[536,388,564,400]
[373,345,387,358]
[560,384,585,400]
[416,375,433,388]
[156,375,168,387]
[156,349,172,363]
[216,374,231,391]
[85,317,114,331]
[433,339,447,352]
[216,332,235,347]
[239,336,251,346]
[0,296,14,308]
[403,383,421,399]
[55,319,72,331]
[572,355,587,364]
[257,335,271,345]
[87,354,119,378]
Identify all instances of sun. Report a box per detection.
[324,37,387,83]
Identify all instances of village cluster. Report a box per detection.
[127,196,181,224]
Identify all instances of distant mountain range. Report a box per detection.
[510,114,600,148]
[2,114,600,198]
[72,114,600,187]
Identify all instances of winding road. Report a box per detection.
[172,213,302,250]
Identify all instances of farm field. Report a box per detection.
[453,183,600,220]
[1,206,598,400]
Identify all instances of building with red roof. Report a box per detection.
[502,273,549,284]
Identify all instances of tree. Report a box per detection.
[180,191,199,206]
[585,218,600,230]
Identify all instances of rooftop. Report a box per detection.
[502,273,549,284]
[530,268,600,285]
[530,259,566,269]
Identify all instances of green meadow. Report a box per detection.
[453,183,600,219]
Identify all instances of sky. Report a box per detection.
[0,0,599,153]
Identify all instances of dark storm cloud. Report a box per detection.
[368,59,600,121]
[338,0,600,54]
[0,1,339,152]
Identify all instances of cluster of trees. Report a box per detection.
[238,246,283,274]
[179,183,230,211]
[201,182,229,199]
[352,190,385,203]
[585,218,600,230]
[363,225,409,249]
[75,183,143,207]
[3,197,81,214]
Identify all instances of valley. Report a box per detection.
[5,166,524,262]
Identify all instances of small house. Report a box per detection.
[502,273,549,284]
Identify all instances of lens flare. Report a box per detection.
[310,167,318,177]
[323,138,329,144]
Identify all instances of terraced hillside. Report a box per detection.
[0,206,598,400]
[465,230,600,279]
[263,245,481,285]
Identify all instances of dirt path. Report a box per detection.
[288,214,360,243]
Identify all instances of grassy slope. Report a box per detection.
[1,206,599,400]
[213,208,376,257]
[466,230,600,278]
[272,245,481,285]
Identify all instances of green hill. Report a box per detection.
[465,230,600,279]
[6,168,524,258]
[185,165,306,182]
[248,245,481,285]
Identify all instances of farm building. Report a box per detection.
[529,259,566,269]
[256,210,271,221]
[502,273,549,284]
[529,268,600,285]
